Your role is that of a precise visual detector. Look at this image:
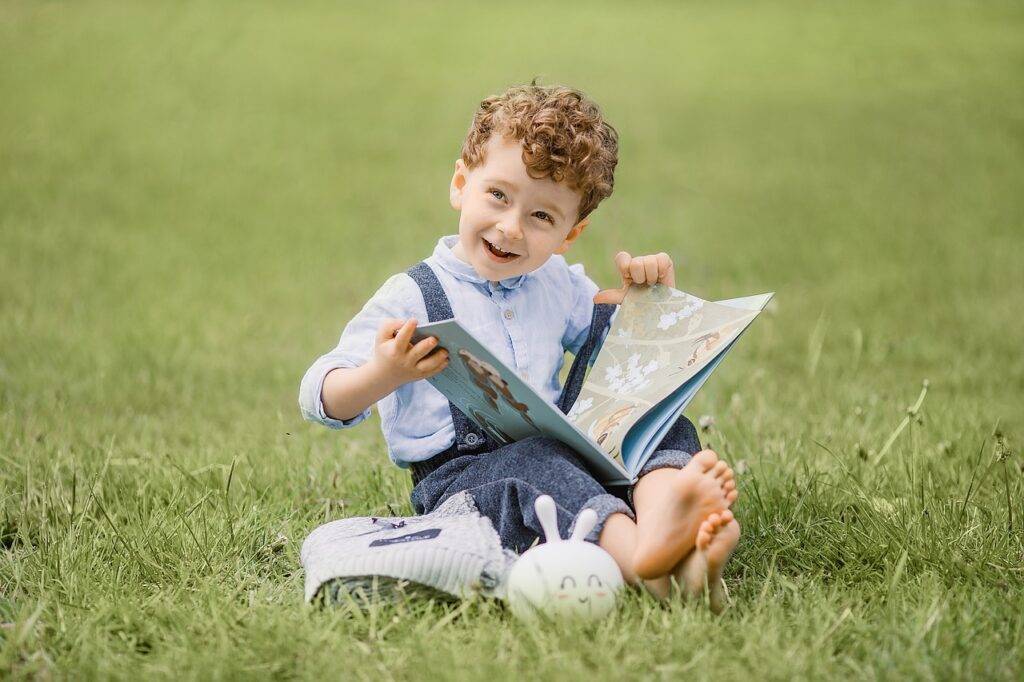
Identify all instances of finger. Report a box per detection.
[593,286,627,305]
[629,257,646,285]
[613,251,633,284]
[416,348,449,374]
[643,255,659,285]
[409,335,439,361]
[376,318,406,344]
[394,318,417,347]
[654,252,675,288]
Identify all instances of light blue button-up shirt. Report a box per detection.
[299,234,612,467]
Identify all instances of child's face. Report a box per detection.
[449,135,589,282]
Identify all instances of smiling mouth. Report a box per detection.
[482,237,520,263]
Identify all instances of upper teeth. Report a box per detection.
[487,240,515,256]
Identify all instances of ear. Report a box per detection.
[533,495,562,543]
[449,159,469,211]
[569,509,597,541]
[553,217,589,255]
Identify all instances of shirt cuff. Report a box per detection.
[299,365,371,429]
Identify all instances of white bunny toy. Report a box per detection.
[506,495,624,621]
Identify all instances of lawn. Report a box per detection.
[2,0,1023,678]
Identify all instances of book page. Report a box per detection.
[567,284,759,463]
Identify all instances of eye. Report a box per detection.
[588,574,602,588]
[489,189,506,201]
[533,211,554,224]
[560,576,577,590]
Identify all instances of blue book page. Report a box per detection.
[411,320,631,485]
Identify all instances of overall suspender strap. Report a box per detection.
[556,302,616,415]
[405,262,491,461]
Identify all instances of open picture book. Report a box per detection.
[412,284,773,486]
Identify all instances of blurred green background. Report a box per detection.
[2,1,1022,678]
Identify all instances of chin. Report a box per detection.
[478,262,523,280]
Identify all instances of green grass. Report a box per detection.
[2,0,1023,678]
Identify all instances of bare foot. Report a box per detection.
[632,450,734,580]
[675,510,740,614]
[641,575,673,601]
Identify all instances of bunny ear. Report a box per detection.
[534,495,562,543]
[570,508,597,542]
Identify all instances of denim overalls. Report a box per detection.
[405,262,702,553]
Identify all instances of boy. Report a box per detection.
[300,84,739,607]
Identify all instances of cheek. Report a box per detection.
[523,232,557,255]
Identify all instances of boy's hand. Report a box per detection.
[593,251,675,305]
[371,319,449,385]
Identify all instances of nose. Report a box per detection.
[496,215,524,241]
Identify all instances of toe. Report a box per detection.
[726,490,739,505]
[691,450,719,471]
[723,480,736,494]
[720,509,734,524]
[711,461,728,478]
[697,521,713,549]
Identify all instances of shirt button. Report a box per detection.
[503,309,515,320]
[464,433,481,446]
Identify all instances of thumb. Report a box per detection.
[594,250,634,304]
[593,284,629,305]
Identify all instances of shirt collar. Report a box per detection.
[432,235,528,291]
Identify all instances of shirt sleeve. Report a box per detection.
[298,273,418,429]
[561,262,618,365]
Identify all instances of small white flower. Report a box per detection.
[679,300,703,319]
[607,354,660,393]
[657,313,679,330]
[604,364,622,381]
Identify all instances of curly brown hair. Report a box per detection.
[460,83,619,222]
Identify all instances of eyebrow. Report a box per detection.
[483,177,518,191]
[483,177,567,222]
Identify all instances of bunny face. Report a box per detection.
[508,540,623,620]
[506,496,624,621]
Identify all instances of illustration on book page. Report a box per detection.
[567,285,758,462]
